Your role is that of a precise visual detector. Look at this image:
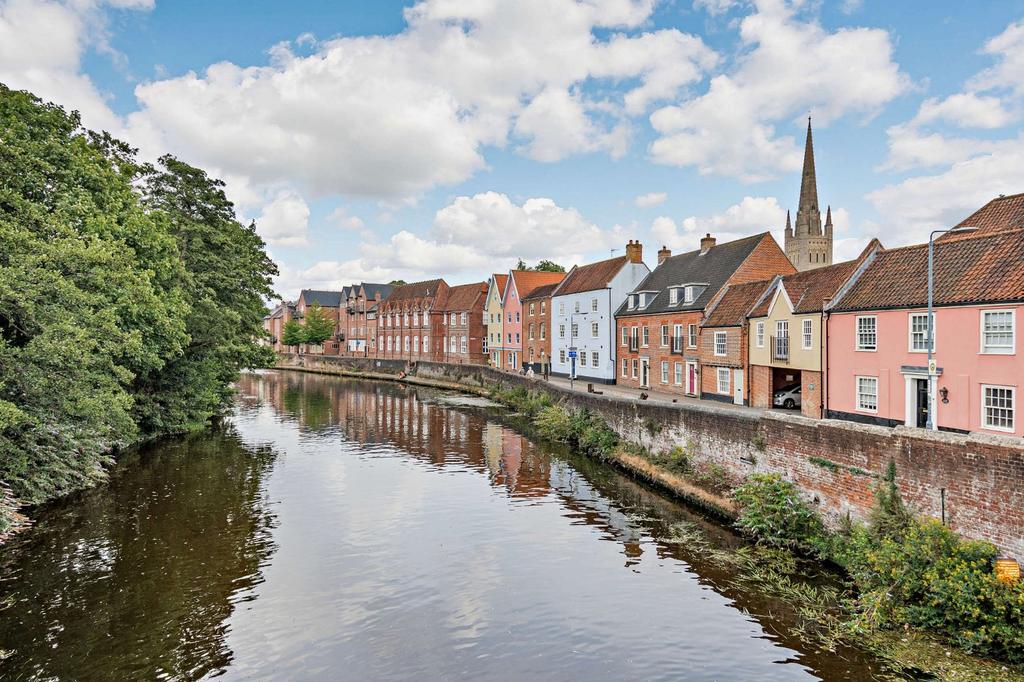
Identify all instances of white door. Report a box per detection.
[733,369,744,405]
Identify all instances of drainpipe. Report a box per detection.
[822,308,828,419]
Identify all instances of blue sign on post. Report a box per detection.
[568,350,577,359]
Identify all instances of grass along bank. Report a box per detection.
[488,385,1024,680]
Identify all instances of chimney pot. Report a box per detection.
[625,240,643,264]
[657,245,672,265]
[700,233,716,254]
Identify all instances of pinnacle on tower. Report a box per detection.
[785,209,792,237]
[825,205,833,236]
[794,117,821,238]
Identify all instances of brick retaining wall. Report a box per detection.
[276,354,1024,557]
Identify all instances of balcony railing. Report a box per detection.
[771,335,789,363]
[628,337,639,352]
[671,336,684,354]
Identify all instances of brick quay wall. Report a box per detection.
[274,354,1024,558]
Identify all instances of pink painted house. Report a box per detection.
[827,230,1024,438]
[501,270,566,371]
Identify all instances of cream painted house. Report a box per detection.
[484,273,508,368]
[747,241,879,418]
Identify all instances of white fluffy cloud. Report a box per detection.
[255,191,310,247]
[650,196,787,251]
[634,191,667,207]
[650,0,909,180]
[871,19,1024,243]
[125,0,715,199]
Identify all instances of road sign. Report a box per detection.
[568,350,577,359]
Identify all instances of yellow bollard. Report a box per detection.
[995,557,1021,584]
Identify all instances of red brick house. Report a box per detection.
[376,279,449,362]
[265,300,295,352]
[698,280,775,405]
[338,282,393,356]
[522,281,560,375]
[440,282,488,364]
[614,232,794,396]
[296,289,345,354]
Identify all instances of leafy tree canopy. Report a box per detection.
[301,303,334,346]
[281,320,305,348]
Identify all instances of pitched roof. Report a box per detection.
[489,273,508,300]
[939,193,1024,242]
[508,270,566,299]
[521,281,561,301]
[615,233,769,317]
[554,255,629,297]
[832,229,1024,312]
[443,282,487,311]
[383,279,445,303]
[299,289,345,307]
[703,280,775,328]
[357,282,394,301]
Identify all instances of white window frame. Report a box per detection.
[540,323,546,340]
[580,351,587,367]
[460,336,467,354]
[756,321,765,348]
[669,288,678,305]
[687,323,697,348]
[632,359,638,379]
[621,327,628,346]
[684,286,695,304]
[660,361,669,384]
[674,362,683,386]
[717,367,730,394]
[591,321,599,338]
[591,298,598,312]
[714,331,727,356]
[802,319,813,350]
[855,375,878,413]
[591,351,599,367]
[559,324,565,339]
[981,384,1015,432]
[642,326,649,347]
[621,358,628,377]
[908,312,935,353]
[559,349,566,364]
[660,325,669,347]
[981,309,1015,355]
[673,324,683,352]
[856,315,877,352]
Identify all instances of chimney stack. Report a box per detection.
[657,245,671,265]
[625,239,643,263]
[700,233,716,254]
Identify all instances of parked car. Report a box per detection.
[773,384,801,409]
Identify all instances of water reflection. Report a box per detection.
[0,371,890,681]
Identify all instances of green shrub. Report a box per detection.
[651,444,691,474]
[534,405,574,441]
[847,518,1024,662]
[733,473,827,553]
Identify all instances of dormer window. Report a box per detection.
[669,288,678,305]
[684,286,696,304]
[628,294,637,310]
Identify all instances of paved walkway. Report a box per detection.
[501,371,761,414]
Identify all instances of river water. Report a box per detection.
[0,370,894,681]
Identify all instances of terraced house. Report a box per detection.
[265,300,295,353]
[484,273,508,368]
[698,280,775,405]
[296,289,345,354]
[827,229,1024,437]
[747,241,880,418]
[551,241,650,383]
[441,282,488,365]
[501,270,566,372]
[522,282,560,375]
[376,279,448,363]
[338,282,393,355]
[615,233,794,396]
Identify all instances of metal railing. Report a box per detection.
[771,335,790,362]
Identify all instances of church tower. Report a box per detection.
[784,118,833,271]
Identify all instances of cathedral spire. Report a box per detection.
[785,210,792,238]
[794,117,821,237]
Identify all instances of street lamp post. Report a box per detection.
[926,226,977,430]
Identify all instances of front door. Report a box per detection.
[686,362,697,395]
[733,369,744,405]
[640,358,650,388]
[915,378,930,428]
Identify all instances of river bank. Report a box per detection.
[274,357,1024,680]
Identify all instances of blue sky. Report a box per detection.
[2,0,1024,299]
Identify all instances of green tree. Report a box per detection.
[137,155,278,434]
[281,320,305,349]
[0,84,188,506]
[301,302,334,347]
[532,259,566,273]
[388,279,406,286]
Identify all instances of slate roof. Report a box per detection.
[508,270,566,299]
[383,279,446,304]
[269,301,294,318]
[939,193,1024,242]
[615,233,769,317]
[554,256,628,297]
[703,280,775,328]
[299,289,345,307]
[521,281,561,302]
[357,282,394,301]
[444,282,488,311]
[832,229,1024,312]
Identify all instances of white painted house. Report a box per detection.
[550,241,650,383]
